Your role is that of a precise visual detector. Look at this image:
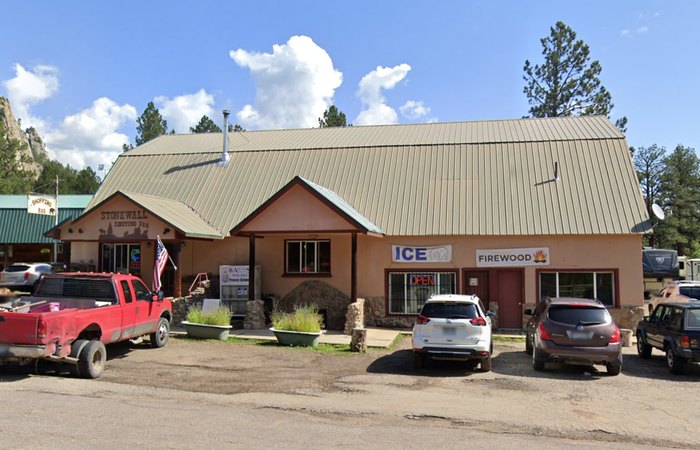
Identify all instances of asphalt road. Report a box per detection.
[1,339,698,449]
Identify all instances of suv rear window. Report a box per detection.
[5,265,30,272]
[548,306,609,325]
[686,309,700,329]
[678,286,700,299]
[421,302,479,319]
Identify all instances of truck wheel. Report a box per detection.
[666,348,687,375]
[69,339,88,377]
[636,333,652,359]
[606,354,623,376]
[78,341,107,379]
[150,317,170,348]
[525,334,533,355]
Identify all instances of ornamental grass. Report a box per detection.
[272,304,323,333]
[186,305,232,326]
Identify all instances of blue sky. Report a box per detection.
[1,1,697,170]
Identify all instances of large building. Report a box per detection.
[52,116,650,329]
[0,195,92,269]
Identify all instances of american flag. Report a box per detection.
[153,237,169,291]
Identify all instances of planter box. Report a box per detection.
[271,328,321,347]
[181,321,232,340]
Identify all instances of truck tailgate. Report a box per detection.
[0,312,39,345]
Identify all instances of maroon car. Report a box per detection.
[525,297,622,375]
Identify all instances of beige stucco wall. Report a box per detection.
[64,232,643,310]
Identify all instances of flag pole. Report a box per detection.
[157,235,178,271]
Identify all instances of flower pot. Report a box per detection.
[181,321,232,340]
[271,328,321,347]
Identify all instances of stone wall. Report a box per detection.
[171,295,204,325]
[244,299,266,330]
[278,280,351,330]
[363,296,385,326]
[611,306,646,332]
[344,298,365,335]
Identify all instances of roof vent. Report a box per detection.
[218,110,231,167]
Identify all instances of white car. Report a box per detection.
[412,294,494,371]
[0,263,53,291]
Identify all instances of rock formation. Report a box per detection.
[0,96,46,177]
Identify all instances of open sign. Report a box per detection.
[409,274,435,286]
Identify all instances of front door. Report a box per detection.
[464,271,490,309]
[494,270,524,328]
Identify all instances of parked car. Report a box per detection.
[636,302,700,374]
[412,294,494,371]
[525,297,622,375]
[647,281,700,315]
[0,263,53,291]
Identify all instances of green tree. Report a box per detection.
[633,145,666,247]
[190,115,221,133]
[523,21,627,131]
[318,105,347,127]
[72,167,100,193]
[0,113,33,194]
[655,145,700,255]
[135,101,169,146]
[33,160,100,195]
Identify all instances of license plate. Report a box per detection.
[569,331,590,340]
[442,327,456,336]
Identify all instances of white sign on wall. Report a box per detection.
[392,245,452,263]
[27,194,57,216]
[476,247,550,267]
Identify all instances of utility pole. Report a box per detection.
[54,175,59,263]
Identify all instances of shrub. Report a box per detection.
[272,304,323,333]
[186,305,232,326]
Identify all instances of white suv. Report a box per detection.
[412,294,494,371]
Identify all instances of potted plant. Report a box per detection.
[271,304,323,347]
[181,305,233,340]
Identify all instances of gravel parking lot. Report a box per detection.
[3,336,699,448]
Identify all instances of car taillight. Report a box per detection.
[680,335,691,349]
[37,319,47,339]
[538,322,552,341]
[24,272,30,281]
[416,315,430,325]
[470,317,487,326]
[609,327,620,344]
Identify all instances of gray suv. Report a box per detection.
[525,297,623,375]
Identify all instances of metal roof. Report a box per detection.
[89,116,650,236]
[0,195,92,243]
[81,192,225,239]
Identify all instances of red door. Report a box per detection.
[494,270,524,328]
[463,271,490,309]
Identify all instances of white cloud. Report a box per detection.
[399,100,431,120]
[355,64,411,126]
[230,35,342,129]
[620,29,631,37]
[44,97,137,170]
[2,63,59,131]
[155,89,215,133]
[621,25,650,38]
[636,26,649,33]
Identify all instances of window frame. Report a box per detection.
[283,239,331,276]
[536,268,619,308]
[384,269,459,316]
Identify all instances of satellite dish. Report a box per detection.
[651,204,665,221]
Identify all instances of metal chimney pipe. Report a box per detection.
[219,110,231,166]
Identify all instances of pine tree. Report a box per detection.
[318,105,347,127]
[135,102,168,146]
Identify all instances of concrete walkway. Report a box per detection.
[228,327,403,348]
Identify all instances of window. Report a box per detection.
[120,281,133,303]
[679,286,700,299]
[285,240,330,274]
[101,243,141,276]
[540,271,615,307]
[132,280,151,301]
[420,302,478,319]
[388,271,457,315]
[548,306,609,325]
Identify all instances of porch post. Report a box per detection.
[351,232,357,303]
[248,234,256,301]
[173,241,182,297]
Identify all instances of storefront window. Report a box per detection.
[539,271,615,306]
[388,271,457,314]
[285,240,330,274]
[101,243,141,276]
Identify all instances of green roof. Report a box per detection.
[0,195,92,243]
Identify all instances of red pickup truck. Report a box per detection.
[0,272,172,378]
